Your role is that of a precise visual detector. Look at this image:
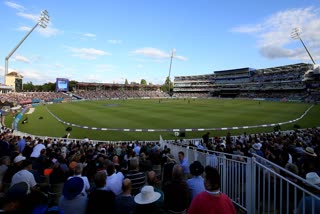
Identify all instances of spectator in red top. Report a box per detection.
[188,166,236,214]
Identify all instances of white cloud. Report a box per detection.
[17,12,38,22]
[37,26,62,37]
[5,1,25,11]
[108,39,122,44]
[130,47,187,61]
[69,47,111,60]
[232,7,320,61]
[84,33,96,38]
[17,26,31,31]
[13,54,31,63]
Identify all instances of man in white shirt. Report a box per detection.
[10,159,37,193]
[106,163,124,195]
[30,139,46,159]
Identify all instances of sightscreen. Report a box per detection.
[56,78,69,92]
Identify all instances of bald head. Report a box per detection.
[113,155,119,164]
[147,171,157,186]
[122,178,132,193]
[172,164,183,180]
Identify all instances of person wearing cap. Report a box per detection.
[296,172,320,214]
[134,185,165,214]
[10,159,37,193]
[187,161,205,199]
[188,166,236,214]
[59,177,87,214]
[2,155,26,184]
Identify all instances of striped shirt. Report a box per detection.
[125,170,146,196]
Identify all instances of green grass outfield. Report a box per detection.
[6,99,320,141]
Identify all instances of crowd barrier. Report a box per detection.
[163,141,320,214]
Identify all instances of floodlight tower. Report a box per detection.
[4,10,50,84]
[291,27,316,64]
[167,48,176,96]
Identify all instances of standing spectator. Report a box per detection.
[187,161,205,199]
[115,178,136,214]
[10,159,37,193]
[30,139,46,159]
[147,171,164,208]
[162,154,176,186]
[59,177,87,214]
[163,164,190,213]
[106,162,125,196]
[17,136,26,154]
[125,158,146,196]
[178,151,190,178]
[0,156,10,192]
[188,166,236,214]
[68,163,90,196]
[86,171,115,214]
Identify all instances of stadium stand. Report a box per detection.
[173,63,320,103]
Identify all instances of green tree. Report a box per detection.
[140,79,147,85]
[68,80,78,91]
[125,79,128,85]
[23,81,35,91]
[161,76,173,94]
[42,82,56,91]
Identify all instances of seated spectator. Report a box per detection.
[68,163,90,196]
[59,177,87,214]
[163,164,190,213]
[125,158,146,196]
[86,171,115,214]
[188,166,236,214]
[106,162,125,196]
[134,185,165,214]
[187,161,205,199]
[115,178,136,214]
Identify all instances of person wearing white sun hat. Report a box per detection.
[296,172,320,214]
[134,185,165,214]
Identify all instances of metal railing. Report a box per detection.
[163,141,320,214]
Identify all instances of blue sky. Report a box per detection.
[1,0,320,85]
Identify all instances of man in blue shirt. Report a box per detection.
[178,151,190,178]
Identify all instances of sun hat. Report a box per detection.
[190,161,204,176]
[306,172,320,186]
[252,143,261,150]
[62,177,84,200]
[304,147,317,157]
[134,185,161,205]
[13,155,26,164]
